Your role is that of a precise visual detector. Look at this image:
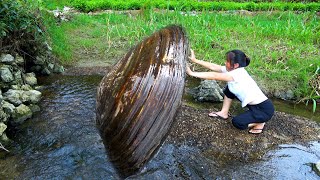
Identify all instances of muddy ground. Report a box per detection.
[63,66,320,162]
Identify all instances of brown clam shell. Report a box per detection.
[96,25,188,177]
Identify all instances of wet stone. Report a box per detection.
[22,90,42,104]
[11,104,32,124]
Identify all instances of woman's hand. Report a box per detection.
[186,64,193,76]
[189,49,197,63]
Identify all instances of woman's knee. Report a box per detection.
[232,117,247,130]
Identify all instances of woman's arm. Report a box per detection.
[189,49,223,72]
[186,65,233,82]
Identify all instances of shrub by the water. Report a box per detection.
[0,0,44,56]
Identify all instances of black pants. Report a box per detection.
[224,86,275,130]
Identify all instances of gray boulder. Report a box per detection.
[3,89,41,105]
[21,84,33,91]
[3,89,23,106]
[48,63,54,70]
[24,72,38,86]
[53,64,65,73]
[189,80,224,102]
[0,66,14,82]
[0,54,14,64]
[274,90,295,100]
[15,55,25,65]
[11,104,32,124]
[22,90,42,104]
[13,70,23,84]
[2,101,16,115]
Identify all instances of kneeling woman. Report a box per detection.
[186,49,274,134]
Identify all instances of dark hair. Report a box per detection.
[226,49,250,68]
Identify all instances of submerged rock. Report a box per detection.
[96,25,188,177]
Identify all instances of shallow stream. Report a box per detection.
[0,75,319,179]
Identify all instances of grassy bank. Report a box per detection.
[42,0,320,12]
[43,3,319,109]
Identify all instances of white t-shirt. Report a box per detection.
[221,66,267,107]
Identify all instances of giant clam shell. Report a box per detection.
[96,25,188,177]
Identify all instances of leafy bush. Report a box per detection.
[0,0,44,55]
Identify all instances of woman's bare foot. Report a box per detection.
[248,123,265,134]
[208,111,228,120]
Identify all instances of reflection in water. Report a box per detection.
[272,99,320,123]
[0,75,319,179]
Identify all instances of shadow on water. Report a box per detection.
[0,74,319,179]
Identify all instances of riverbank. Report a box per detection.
[63,65,320,160]
[45,8,320,103]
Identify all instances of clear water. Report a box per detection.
[0,75,319,179]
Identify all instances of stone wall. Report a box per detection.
[0,53,64,143]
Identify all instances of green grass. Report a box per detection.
[44,9,320,100]
[43,12,73,63]
[41,0,73,10]
[62,0,320,12]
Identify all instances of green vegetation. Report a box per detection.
[0,0,44,55]
[42,0,320,12]
[299,66,320,112]
[45,9,319,100]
